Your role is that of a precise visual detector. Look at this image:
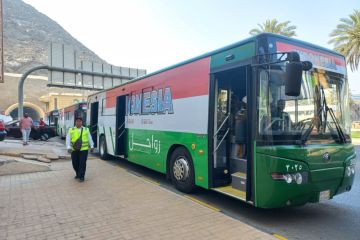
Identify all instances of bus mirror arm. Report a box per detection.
[302,61,313,71]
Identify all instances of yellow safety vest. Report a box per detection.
[69,127,90,151]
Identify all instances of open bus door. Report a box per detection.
[90,102,99,148]
[210,65,254,203]
[116,95,127,156]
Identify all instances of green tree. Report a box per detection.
[329,10,360,71]
[249,19,297,37]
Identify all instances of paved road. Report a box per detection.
[104,146,360,240]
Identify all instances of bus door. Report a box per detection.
[90,102,99,148]
[212,76,231,187]
[211,65,250,201]
[116,95,127,156]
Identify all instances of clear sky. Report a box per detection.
[24,0,360,92]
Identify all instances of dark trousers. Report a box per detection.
[71,150,88,178]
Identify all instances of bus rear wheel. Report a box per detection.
[170,147,196,193]
[99,135,109,160]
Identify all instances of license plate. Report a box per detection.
[319,190,330,202]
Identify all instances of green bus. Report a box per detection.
[88,33,356,208]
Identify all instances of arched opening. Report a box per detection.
[5,102,45,120]
[10,107,40,120]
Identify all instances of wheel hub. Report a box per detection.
[173,157,189,181]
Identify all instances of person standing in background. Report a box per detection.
[20,113,33,146]
[39,118,45,129]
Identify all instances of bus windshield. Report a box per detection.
[257,63,351,145]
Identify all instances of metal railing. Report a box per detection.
[213,114,230,154]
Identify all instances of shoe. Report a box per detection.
[79,178,84,182]
[74,175,79,179]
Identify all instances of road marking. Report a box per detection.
[184,195,221,212]
[141,177,160,186]
[272,233,288,240]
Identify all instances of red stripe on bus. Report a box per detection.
[105,57,210,108]
[276,42,346,67]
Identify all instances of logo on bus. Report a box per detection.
[323,152,331,162]
[126,87,174,115]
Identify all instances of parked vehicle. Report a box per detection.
[0,120,6,141]
[87,33,355,208]
[5,120,56,141]
[0,114,13,123]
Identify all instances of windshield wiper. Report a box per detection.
[297,110,319,145]
[320,86,347,143]
[326,105,347,143]
[298,86,347,145]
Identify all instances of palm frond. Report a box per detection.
[248,18,297,37]
[329,9,360,71]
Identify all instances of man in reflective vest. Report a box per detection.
[66,117,94,182]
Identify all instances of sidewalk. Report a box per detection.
[0,147,275,239]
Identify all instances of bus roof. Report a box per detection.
[89,33,344,97]
[265,33,343,57]
[61,101,87,111]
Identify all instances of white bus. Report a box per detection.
[57,102,87,138]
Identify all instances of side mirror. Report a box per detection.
[285,61,303,96]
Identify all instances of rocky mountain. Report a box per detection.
[3,0,105,74]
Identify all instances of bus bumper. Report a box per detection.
[255,154,356,208]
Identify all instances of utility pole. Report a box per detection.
[0,0,4,83]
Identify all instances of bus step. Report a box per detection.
[230,157,247,173]
[231,172,247,192]
[213,185,246,201]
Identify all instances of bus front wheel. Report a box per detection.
[170,147,196,193]
[99,135,109,160]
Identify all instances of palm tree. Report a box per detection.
[329,10,360,71]
[249,19,297,37]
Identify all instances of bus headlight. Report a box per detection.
[271,172,308,185]
[295,173,303,184]
[346,166,351,177]
[284,174,293,184]
[346,165,355,177]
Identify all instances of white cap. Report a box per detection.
[242,96,247,104]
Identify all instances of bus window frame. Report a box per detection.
[101,97,116,116]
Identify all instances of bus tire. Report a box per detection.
[169,147,196,193]
[99,135,110,160]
